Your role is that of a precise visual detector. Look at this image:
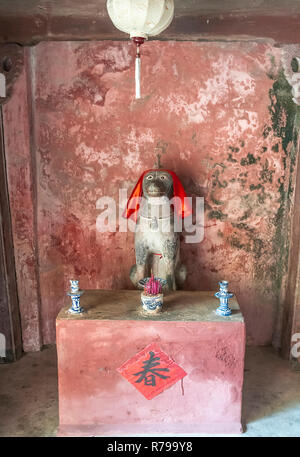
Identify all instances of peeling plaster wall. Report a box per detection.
[4,40,300,349]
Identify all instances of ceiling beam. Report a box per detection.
[0,1,299,45]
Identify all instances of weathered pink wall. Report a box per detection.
[5,40,298,349]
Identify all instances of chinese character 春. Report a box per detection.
[133,351,170,386]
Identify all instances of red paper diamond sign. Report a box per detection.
[117,343,187,400]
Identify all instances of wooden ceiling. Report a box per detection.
[0,0,300,45]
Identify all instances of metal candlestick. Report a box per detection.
[215,280,233,316]
[67,279,84,314]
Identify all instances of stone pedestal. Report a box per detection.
[56,290,245,436]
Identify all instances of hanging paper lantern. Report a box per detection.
[107,0,174,39]
[106,0,174,99]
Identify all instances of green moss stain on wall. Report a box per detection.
[240,153,259,166]
[268,68,300,293]
[207,63,300,300]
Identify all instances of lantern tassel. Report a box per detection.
[132,37,145,99]
[135,52,141,99]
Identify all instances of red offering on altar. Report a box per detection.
[117,343,187,400]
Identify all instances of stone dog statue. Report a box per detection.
[123,169,192,291]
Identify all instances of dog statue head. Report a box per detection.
[123,169,192,221]
[142,170,173,200]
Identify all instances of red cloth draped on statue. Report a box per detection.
[123,169,192,221]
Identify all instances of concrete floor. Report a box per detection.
[0,345,299,437]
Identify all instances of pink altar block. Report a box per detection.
[56,290,246,436]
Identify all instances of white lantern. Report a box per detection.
[106,0,174,98]
[107,0,174,39]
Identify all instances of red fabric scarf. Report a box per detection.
[123,169,192,221]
